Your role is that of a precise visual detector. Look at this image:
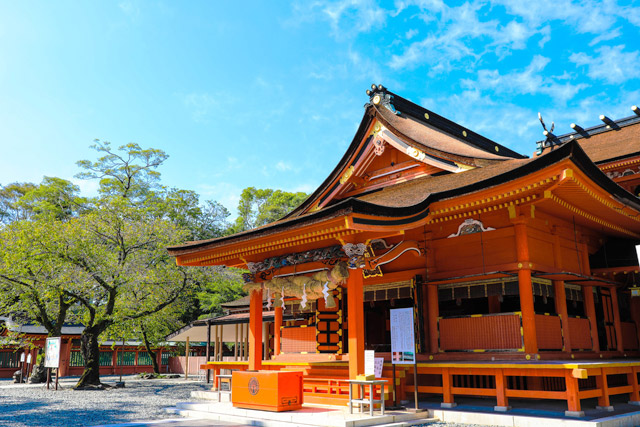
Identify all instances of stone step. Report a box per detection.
[169,401,435,427]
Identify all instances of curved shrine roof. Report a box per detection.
[537,113,640,164]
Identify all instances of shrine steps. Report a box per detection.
[167,399,436,427]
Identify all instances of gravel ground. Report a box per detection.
[0,376,497,427]
[0,376,210,427]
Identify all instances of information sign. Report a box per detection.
[45,337,62,368]
[364,350,375,376]
[390,307,416,364]
[374,357,384,378]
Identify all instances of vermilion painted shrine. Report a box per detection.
[167,86,640,417]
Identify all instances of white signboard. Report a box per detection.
[45,337,62,368]
[26,353,32,364]
[365,350,375,376]
[20,352,25,362]
[635,244,640,266]
[374,357,384,378]
[390,307,416,364]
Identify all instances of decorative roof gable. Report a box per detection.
[288,85,526,218]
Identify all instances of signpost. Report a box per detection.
[19,352,25,382]
[45,337,61,390]
[390,307,420,410]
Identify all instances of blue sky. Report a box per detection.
[1,1,639,217]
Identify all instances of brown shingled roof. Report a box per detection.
[356,157,532,207]
[374,105,513,165]
[574,122,640,164]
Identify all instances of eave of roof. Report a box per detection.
[169,140,640,259]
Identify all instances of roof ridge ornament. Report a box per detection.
[366,84,399,115]
[536,112,559,156]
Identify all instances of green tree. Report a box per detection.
[0,220,78,337]
[75,140,168,200]
[152,188,231,241]
[233,187,307,233]
[196,268,246,318]
[16,177,85,221]
[0,182,37,224]
[53,198,197,387]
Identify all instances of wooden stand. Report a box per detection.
[347,379,386,416]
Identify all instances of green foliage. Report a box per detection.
[0,182,37,224]
[75,140,168,200]
[196,268,246,318]
[1,138,310,384]
[150,188,231,241]
[233,187,308,233]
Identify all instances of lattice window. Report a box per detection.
[0,351,18,368]
[137,351,153,366]
[161,351,175,365]
[69,351,84,367]
[117,351,136,366]
[99,351,113,367]
[281,325,316,353]
[364,281,412,302]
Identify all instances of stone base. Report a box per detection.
[494,405,511,412]
[596,405,614,412]
[629,400,640,406]
[441,402,457,408]
[564,410,585,418]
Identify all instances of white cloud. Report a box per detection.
[290,0,388,39]
[405,28,419,39]
[461,55,588,103]
[389,1,542,73]
[589,27,622,46]
[570,45,640,85]
[275,161,292,172]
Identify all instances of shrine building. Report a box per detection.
[167,86,640,416]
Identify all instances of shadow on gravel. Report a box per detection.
[0,403,135,427]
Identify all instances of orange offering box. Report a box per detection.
[231,370,303,412]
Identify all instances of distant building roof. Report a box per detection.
[0,316,85,336]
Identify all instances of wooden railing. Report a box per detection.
[621,322,639,350]
[568,317,592,351]
[535,314,563,351]
[438,313,523,351]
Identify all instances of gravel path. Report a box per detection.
[0,377,496,427]
[0,376,210,427]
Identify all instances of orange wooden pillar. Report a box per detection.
[609,289,624,353]
[565,370,584,417]
[629,366,640,405]
[347,269,364,380]
[514,220,538,354]
[583,286,600,353]
[553,280,572,353]
[494,368,509,411]
[596,368,613,411]
[441,367,456,408]
[427,284,439,354]
[274,306,282,356]
[249,288,263,371]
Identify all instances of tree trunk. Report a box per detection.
[75,328,102,388]
[141,328,160,374]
